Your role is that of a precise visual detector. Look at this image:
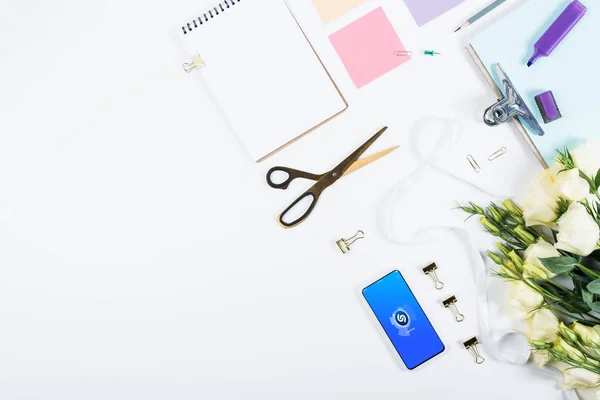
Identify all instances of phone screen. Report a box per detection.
[362,270,444,370]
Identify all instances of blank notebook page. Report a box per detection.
[179,0,347,161]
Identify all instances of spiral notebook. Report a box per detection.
[177,0,347,162]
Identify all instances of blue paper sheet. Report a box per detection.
[470,0,599,165]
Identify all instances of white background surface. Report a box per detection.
[0,0,572,399]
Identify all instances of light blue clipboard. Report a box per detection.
[468,0,599,167]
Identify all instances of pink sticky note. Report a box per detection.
[329,8,409,88]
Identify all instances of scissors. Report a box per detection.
[266,126,397,228]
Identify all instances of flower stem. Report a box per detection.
[577,264,600,280]
[543,303,600,325]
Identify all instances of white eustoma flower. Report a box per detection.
[562,368,600,390]
[555,337,586,363]
[524,239,560,279]
[522,165,561,226]
[571,141,600,179]
[555,202,600,256]
[508,281,544,320]
[526,308,559,342]
[554,168,591,201]
[571,322,600,347]
[532,349,552,367]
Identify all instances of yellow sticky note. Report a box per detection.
[312,0,369,24]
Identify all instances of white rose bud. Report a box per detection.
[555,202,600,256]
[571,141,600,180]
[562,368,600,390]
[554,168,592,201]
[527,308,559,342]
[508,281,544,320]
[524,239,560,279]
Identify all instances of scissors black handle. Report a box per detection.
[266,166,324,190]
[277,178,330,228]
[278,191,319,228]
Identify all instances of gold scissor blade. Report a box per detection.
[343,146,399,176]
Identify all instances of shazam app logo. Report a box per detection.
[394,310,409,326]
[390,307,416,337]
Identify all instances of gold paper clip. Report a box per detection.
[463,337,485,364]
[336,230,365,254]
[488,147,507,161]
[422,263,444,290]
[467,154,481,173]
[183,54,205,73]
[443,295,465,322]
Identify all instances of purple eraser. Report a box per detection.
[527,0,587,67]
[535,91,561,123]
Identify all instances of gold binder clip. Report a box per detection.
[422,263,444,290]
[336,230,365,254]
[443,295,465,322]
[183,54,205,73]
[463,337,485,364]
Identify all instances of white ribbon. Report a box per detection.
[378,117,578,400]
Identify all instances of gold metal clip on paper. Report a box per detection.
[183,54,206,73]
[422,263,444,290]
[463,337,485,364]
[336,230,365,254]
[443,295,465,322]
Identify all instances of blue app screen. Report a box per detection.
[362,270,444,369]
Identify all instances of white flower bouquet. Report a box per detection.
[459,142,600,390]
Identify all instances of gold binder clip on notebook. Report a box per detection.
[183,54,205,73]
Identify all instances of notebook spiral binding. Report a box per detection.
[181,0,242,35]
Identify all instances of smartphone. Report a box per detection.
[362,270,444,370]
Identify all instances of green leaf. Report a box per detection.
[587,280,600,295]
[595,170,600,190]
[590,302,600,313]
[540,256,579,275]
[556,198,571,217]
[573,274,584,293]
[582,288,594,306]
[570,301,592,314]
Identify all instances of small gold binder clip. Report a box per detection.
[442,295,464,322]
[422,263,444,290]
[463,337,485,364]
[336,230,365,254]
[183,54,205,73]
